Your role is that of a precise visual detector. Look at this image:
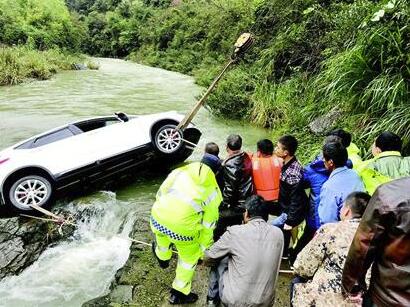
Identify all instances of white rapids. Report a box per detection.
[0,191,135,307]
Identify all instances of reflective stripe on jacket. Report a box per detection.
[151,162,222,249]
[251,155,282,201]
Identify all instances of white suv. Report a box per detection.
[0,111,201,214]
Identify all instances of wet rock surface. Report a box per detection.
[72,63,88,70]
[0,215,74,280]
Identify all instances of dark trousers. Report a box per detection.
[271,213,292,257]
[290,276,308,307]
[265,200,281,216]
[362,292,378,307]
[208,213,243,300]
[213,212,243,241]
[207,257,229,303]
[290,226,316,264]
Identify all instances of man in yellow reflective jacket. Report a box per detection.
[150,156,222,304]
[358,131,410,194]
[327,129,363,169]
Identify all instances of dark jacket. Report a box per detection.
[201,153,224,189]
[279,157,308,227]
[342,177,410,306]
[303,155,330,230]
[304,154,353,230]
[220,151,253,212]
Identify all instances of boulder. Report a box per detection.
[72,63,88,70]
[308,108,343,135]
[0,216,73,279]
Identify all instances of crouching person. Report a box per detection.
[204,195,284,306]
[150,157,222,304]
[291,192,371,307]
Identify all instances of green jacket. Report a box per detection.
[151,162,222,250]
[347,143,363,170]
[359,151,410,194]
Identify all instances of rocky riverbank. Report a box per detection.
[0,208,291,306]
[0,215,74,279]
[84,217,292,307]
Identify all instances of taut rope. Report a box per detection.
[22,204,292,273]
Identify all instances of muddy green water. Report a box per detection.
[0,58,269,306]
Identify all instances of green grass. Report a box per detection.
[33,0,410,155]
[0,46,85,86]
[86,60,100,70]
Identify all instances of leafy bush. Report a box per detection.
[309,0,409,149]
[205,67,255,120]
[0,0,86,51]
[40,0,410,153]
[0,46,83,85]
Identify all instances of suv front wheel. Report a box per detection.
[7,175,53,212]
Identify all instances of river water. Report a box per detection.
[0,58,269,306]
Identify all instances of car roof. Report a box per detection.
[10,115,126,149]
[6,111,181,150]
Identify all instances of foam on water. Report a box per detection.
[0,191,135,307]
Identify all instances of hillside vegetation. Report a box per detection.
[1,0,408,156]
[65,0,409,156]
[0,0,89,85]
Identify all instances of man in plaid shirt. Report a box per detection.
[271,135,308,258]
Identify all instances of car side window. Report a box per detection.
[104,119,121,126]
[32,128,74,148]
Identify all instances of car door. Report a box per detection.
[78,117,150,164]
[25,126,95,175]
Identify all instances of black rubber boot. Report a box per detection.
[151,241,170,269]
[169,288,198,305]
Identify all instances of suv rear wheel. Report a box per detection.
[154,124,183,154]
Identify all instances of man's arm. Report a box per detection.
[285,180,307,227]
[293,224,330,277]
[342,192,386,294]
[198,187,223,253]
[318,185,339,225]
[156,169,179,199]
[222,164,239,207]
[302,164,313,190]
[203,228,233,267]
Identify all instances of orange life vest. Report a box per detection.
[251,154,283,201]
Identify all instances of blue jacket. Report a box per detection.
[318,166,364,225]
[303,155,330,230]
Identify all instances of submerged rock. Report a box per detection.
[72,63,88,70]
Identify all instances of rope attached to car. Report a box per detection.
[22,204,173,251]
[21,205,294,274]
